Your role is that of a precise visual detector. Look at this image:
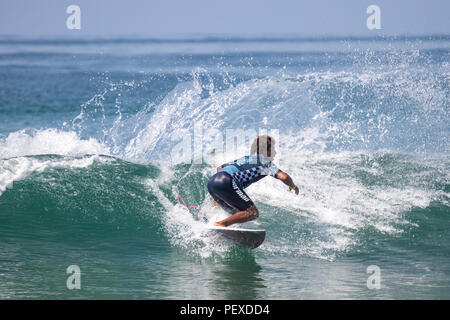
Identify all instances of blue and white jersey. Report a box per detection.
[219,154,281,189]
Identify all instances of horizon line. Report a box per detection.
[0,33,449,43]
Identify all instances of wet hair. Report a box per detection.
[250,135,275,158]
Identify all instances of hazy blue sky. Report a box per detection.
[0,0,449,37]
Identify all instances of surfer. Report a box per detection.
[207,135,299,227]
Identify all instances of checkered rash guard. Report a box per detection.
[219,154,282,189]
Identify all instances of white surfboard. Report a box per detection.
[207,226,266,249]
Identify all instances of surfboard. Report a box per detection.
[207,226,266,249]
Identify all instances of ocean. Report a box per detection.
[0,35,448,299]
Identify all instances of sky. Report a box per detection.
[0,0,449,37]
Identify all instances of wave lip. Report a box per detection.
[0,128,109,159]
[0,154,104,196]
[0,128,110,196]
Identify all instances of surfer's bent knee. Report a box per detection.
[246,205,259,220]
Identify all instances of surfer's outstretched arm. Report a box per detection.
[276,171,299,195]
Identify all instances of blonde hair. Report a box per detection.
[250,135,275,157]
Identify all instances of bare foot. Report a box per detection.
[214,222,226,227]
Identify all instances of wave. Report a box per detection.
[1,42,448,261]
[0,151,447,260]
[87,65,447,160]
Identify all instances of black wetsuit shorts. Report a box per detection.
[207,172,254,214]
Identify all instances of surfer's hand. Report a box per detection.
[290,186,299,195]
[212,200,218,206]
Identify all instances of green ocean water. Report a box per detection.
[0,36,449,299]
[0,152,448,299]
